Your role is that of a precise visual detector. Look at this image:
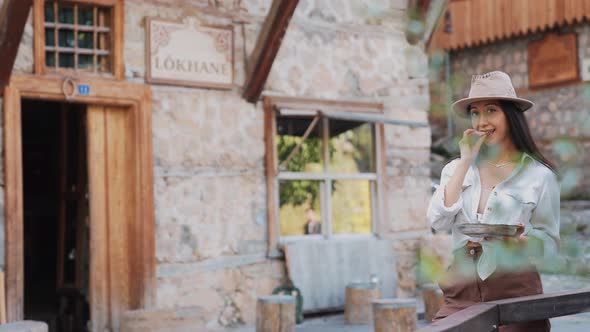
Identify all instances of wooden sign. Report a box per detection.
[528,33,579,88]
[146,17,233,89]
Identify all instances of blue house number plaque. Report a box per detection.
[78,84,90,96]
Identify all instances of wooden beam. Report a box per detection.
[0,0,33,93]
[491,288,590,324]
[242,0,299,103]
[0,271,6,324]
[417,303,499,332]
[418,289,590,331]
[268,95,383,114]
[3,85,24,322]
[87,106,110,332]
[263,96,280,256]
[113,0,125,79]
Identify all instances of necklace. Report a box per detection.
[485,160,513,168]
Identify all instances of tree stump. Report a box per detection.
[345,282,380,324]
[372,298,416,332]
[421,283,444,323]
[256,295,296,332]
[0,321,48,332]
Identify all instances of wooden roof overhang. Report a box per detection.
[428,0,590,52]
[0,0,33,95]
[242,0,299,103]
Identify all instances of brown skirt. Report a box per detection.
[433,244,550,332]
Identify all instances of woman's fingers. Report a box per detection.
[462,129,474,141]
[473,132,487,149]
[461,129,479,145]
[463,129,487,142]
[460,128,491,162]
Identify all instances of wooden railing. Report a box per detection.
[418,288,590,332]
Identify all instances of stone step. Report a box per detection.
[0,321,48,332]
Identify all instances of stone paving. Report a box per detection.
[542,273,590,332]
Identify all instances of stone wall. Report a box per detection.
[446,24,590,198]
[560,201,590,275]
[5,0,432,329]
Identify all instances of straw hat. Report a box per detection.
[452,71,534,117]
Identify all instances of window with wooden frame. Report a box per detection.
[33,0,124,79]
[276,114,379,238]
[264,97,390,254]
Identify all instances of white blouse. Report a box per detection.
[427,153,560,280]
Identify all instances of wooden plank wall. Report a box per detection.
[429,0,590,51]
[284,238,396,312]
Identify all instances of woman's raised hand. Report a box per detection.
[459,129,487,163]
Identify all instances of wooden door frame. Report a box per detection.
[3,74,155,324]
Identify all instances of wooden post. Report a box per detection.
[0,271,6,324]
[256,295,296,332]
[372,298,417,332]
[421,284,444,323]
[345,282,380,324]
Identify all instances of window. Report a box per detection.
[277,116,377,238]
[34,0,123,78]
[264,97,386,250]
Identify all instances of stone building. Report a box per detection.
[0,0,434,331]
[428,0,590,199]
[425,0,590,285]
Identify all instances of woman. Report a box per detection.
[427,71,559,331]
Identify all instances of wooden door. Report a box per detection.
[87,105,138,332]
[4,76,155,331]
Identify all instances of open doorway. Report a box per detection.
[22,99,90,332]
[4,76,155,330]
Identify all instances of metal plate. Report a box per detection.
[457,223,519,237]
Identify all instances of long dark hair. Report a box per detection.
[499,100,555,171]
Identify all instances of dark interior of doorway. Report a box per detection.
[22,99,90,332]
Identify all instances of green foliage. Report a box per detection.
[277,122,374,236]
[329,126,373,234]
[277,135,322,206]
[418,248,446,283]
[346,124,374,173]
